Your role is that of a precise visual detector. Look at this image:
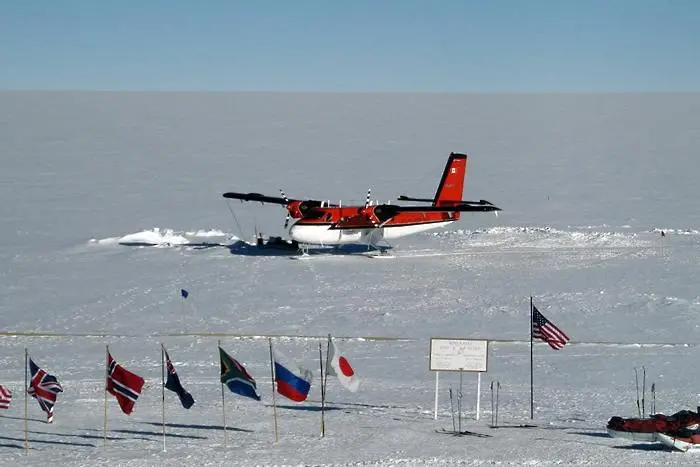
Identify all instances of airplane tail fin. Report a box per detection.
[433,153,468,207]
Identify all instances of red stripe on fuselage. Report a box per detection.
[292,211,456,228]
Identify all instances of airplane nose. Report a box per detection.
[289,223,335,245]
[288,224,302,242]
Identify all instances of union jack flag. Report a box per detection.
[28,359,63,423]
[0,384,11,409]
[532,305,570,350]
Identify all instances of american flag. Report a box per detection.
[0,384,11,409]
[532,305,570,350]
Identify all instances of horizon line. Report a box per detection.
[1,89,698,95]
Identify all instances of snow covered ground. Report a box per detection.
[1,92,699,465]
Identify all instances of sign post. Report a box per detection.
[429,338,488,423]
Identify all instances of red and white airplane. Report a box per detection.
[223,153,500,251]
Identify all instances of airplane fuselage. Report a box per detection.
[222,152,500,249]
[289,220,454,246]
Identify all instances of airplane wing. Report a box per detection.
[223,191,340,208]
[222,192,290,205]
[329,202,501,230]
[393,202,501,213]
[398,195,500,211]
[397,195,433,203]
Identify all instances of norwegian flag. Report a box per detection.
[106,351,145,415]
[28,359,63,423]
[0,384,11,409]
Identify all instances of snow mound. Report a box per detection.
[430,226,656,249]
[89,228,236,248]
[651,227,700,236]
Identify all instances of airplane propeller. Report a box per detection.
[279,189,292,229]
[363,188,377,225]
[279,189,289,203]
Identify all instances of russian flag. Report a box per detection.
[273,348,313,402]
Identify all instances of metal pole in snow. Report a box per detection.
[434,371,439,420]
[490,381,494,427]
[24,348,28,454]
[268,338,279,443]
[475,372,481,421]
[219,340,227,449]
[319,342,326,437]
[458,369,463,433]
[161,344,166,452]
[530,296,534,420]
[104,345,109,448]
[496,381,500,427]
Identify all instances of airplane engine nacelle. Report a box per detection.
[288,200,325,219]
[286,200,304,218]
[362,205,399,225]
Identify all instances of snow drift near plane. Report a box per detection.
[223,152,500,251]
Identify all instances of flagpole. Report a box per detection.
[268,338,279,443]
[324,334,331,392]
[218,340,227,449]
[24,347,28,455]
[161,344,166,452]
[318,341,325,437]
[104,344,109,448]
[323,334,331,433]
[530,296,534,420]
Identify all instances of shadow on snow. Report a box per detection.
[272,403,345,413]
[0,414,47,423]
[140,421,253,433]
[29,429,124,441]
[225,240,386,257]
[570,430,613,439]
[0,442,23,450]
[117,239,384,257]
[612,443,668,451]
[0,434,95,448]
[112,428,208,440]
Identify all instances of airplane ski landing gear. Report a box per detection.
[363,245,395,258]
[298,243,310,256]
[364,251,394,259]
[364,239,394,258]
[289,244,311,260]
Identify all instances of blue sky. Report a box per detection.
[1,0,698,92]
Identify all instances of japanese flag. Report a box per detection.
[326,337,360,392]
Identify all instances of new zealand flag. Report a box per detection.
[163,347,194,409]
